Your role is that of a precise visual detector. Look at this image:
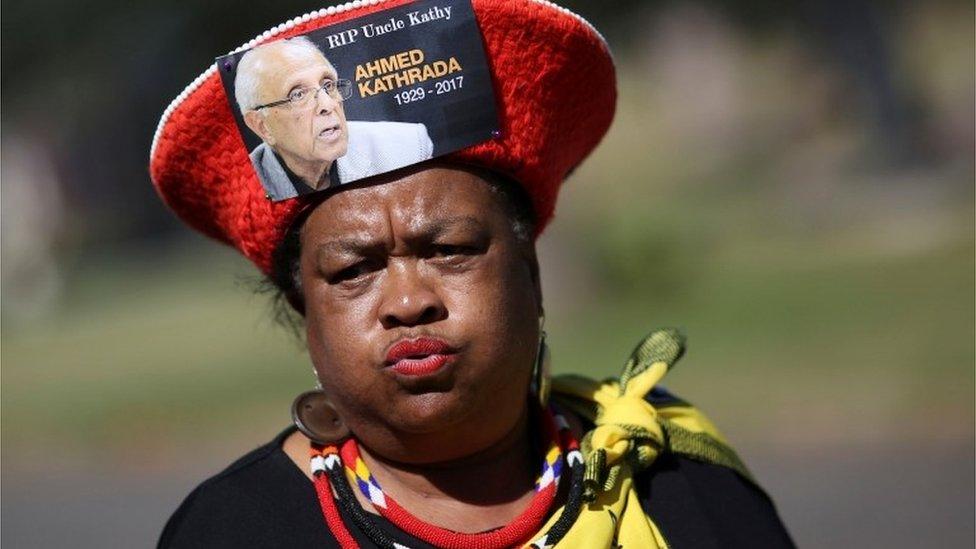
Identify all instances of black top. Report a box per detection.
[159,427,794,548]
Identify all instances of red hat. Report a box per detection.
[149,0,616,274]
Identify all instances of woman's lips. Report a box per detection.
[385,337,456,377]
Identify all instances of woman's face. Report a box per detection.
[299,166,541,463]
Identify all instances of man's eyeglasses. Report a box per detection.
[253,79,353,111]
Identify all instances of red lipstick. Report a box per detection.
[385,337,456,376]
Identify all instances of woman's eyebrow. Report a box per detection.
[397,216,489,248]
[314,237,385,259]
[420,216,486,237]
[314,217,486,259]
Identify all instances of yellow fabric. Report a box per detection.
[526,328,748,549]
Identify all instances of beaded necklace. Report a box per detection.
[309,407,585,549]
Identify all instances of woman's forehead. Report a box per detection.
[303,167,506,240]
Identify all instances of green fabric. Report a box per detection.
[536,328,763,548]
[618,327,685,391]
[660,418,754,483]
[552,327,754,490]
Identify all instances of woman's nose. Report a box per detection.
[378,262,447,329]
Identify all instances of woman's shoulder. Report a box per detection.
[552,376,795,549]
[157,427,335,548]
[637,451,795,548]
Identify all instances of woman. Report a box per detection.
[151,1,794,547]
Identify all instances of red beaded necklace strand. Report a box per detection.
[309,407,582,549]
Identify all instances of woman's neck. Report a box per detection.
[355,407,539,533]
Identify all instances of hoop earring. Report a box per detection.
[532,316,552,408]
[291,389,351,445]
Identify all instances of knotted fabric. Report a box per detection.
[534,328,753,548]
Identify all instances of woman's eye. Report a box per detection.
[433,244,472,257]
[332,261,374,283]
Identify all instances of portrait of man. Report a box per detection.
[234,36,434,200]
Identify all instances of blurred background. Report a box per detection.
[2,0,973,546]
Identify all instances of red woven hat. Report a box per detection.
[149,0,616,275]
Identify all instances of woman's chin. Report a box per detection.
[386,391,473,434]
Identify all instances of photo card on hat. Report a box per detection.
[216,0,499,201]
